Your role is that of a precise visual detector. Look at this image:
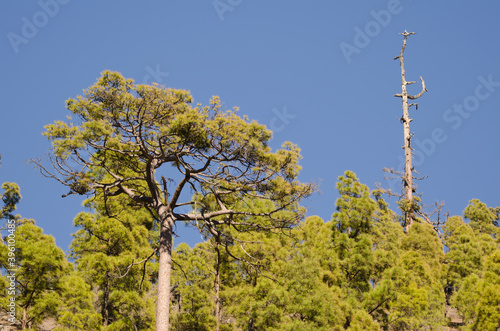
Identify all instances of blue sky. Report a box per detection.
[1,1,499,250]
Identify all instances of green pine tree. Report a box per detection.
[450,199,500,330]
[35,71,314,329]
[170,242,218,330]
[69,193,157,330]
[0,182,21,221]
[53,273,102,330]
[443,216,482,290]
[0,219,70,330]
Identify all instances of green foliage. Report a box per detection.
[464,199,500,254]
[170,242,218,330]
[464,199,499,237]
[0,182,21,221]
[453,251,500,330]
[379,223,447,329]
[39,70,314,327]
[329,172,448,330]
[0,219,70,329]
[69,193,157,330]
[472,283,500,331]
[3,168,495,331]
[387,251,446,330]
[371,207,404,282]
[443,216,483,288]
[472,251,500,330]
[332,172,378,299]
[41,70,312,211]
[8,74,500,331]
[401,222,445,276]
[397,197,421,217]
[224,219,350,330]
[332,171,376,239]
[448,200,500,330]
[452,273,482,326]
[54,274,102,330]
[345,309,379,331]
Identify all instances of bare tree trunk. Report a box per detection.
[155,210,174,331]
[398,33,415,230]
[394,30,427,232]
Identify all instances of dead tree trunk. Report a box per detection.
[394,30,427,232]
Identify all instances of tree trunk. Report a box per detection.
[394,30,427,232]
[102,277,110,327]
[22,308,27,330]
[400,62,414,231]
[155,211,174,331]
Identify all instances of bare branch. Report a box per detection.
[408,76,428,100]
[112,248,158,281]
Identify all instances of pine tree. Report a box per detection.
[443,216,482,291]
[464,199,500,250]
[0,219,70,329]
[0,182,21,221]
[472,251,500,330]
[453,251,500,330]
[332,171,377,296]
[170,242,218,330]
[69,193,157,330]
[224,217,356,330]
[53,273,102,330]
[34,71,314,329]
[450,199,500,330]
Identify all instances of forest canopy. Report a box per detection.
[1,71,499,330]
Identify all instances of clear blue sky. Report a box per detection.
[1,1,499,250]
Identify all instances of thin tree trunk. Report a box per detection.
[394,30,427,232]
[102,276,110,327]
[155,211,174,331]
[399,40,414,230]
[22,308,27,330]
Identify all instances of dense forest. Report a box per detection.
[1,71,500,331]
